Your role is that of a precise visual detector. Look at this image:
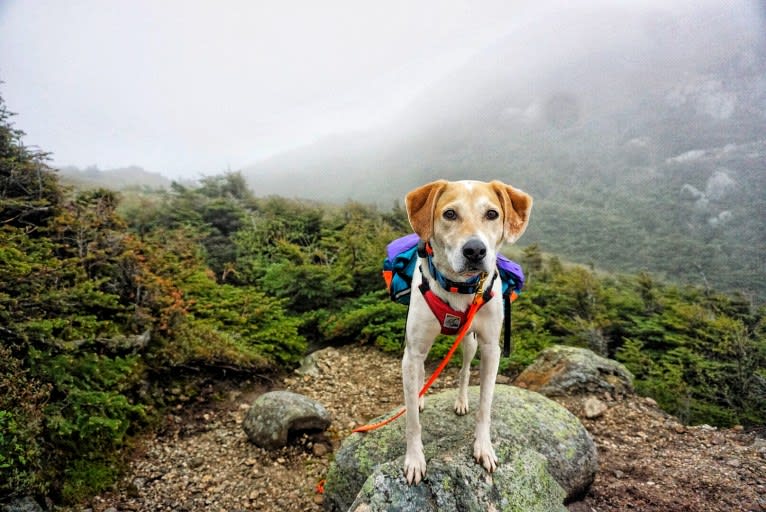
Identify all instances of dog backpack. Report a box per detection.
[381,233,524,356]
[382,233,525,305]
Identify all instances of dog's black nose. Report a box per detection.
[462,239,487,264]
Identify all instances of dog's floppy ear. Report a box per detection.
[491,180,533,243]
[405,180,448,240]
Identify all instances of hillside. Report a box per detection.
[241,3,766,299]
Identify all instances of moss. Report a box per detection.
[61,458,120,504]
[441,474,453,492]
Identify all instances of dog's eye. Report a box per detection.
[442,209,457,221]
[486,209,500,220]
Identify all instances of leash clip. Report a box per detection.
[474,272,489,303]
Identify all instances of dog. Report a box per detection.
[401,179,533,485]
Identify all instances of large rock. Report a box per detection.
[324,385,597,512]
[242,391,331,449]
[514,345,633,397]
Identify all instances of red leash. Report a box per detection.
[352,273,488,434]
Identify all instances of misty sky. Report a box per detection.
[0,1,761,178]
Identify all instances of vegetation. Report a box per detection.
[0,99,303,502]
[1,95,764,505]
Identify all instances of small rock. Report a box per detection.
[613,469,625,479]
[584,396,608,419]
[295,352,321,377]
[313,443,329,457]
[242,391,332,450]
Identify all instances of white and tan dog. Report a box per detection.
[402,179,533,484]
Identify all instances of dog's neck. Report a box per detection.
[417,239,488,293]
[417,241,497,313]
[424,254,482,293]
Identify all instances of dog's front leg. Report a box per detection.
[402,338,431,484]
[474,336,500,472]
[454,332,477,415]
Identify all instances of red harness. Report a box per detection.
[419,273,496,334]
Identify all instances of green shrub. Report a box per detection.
[61,458,119,504]
[320,292,406,352]
[179,270,307,366]
[0,346,50,499]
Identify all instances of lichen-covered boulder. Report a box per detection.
[324,385,597,512]
[514,345,634,397]
[242,391,331,449]
[1,497,44,512]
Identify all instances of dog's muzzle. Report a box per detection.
[461,238,487,271]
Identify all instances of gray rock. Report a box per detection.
[583,396,608,419]
[680,183,704,201]
[295,352,321,377]
[706,169,736,201]
[514,345,633,397]
[242,391,331,449]
[1,497,44,512]
[324,385,597,511]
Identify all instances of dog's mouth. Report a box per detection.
[457,264,486,279]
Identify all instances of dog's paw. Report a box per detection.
[453,396,469,416]
[418,395,425,412]
[404,449,427,485]
[473,438,498,473]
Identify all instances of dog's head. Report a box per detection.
[405,180,532,281]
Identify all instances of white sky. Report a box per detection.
[0,0,547,177]
[0,1,760,178]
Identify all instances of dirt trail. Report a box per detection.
[81,344,765,512]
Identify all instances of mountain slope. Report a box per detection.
[242,3,766,298]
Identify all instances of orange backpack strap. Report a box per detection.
[382,270,393,292]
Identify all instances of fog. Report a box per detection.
[0,0,763,179]
[0,0,542,177]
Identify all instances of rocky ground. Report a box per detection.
[76,344,765,512]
